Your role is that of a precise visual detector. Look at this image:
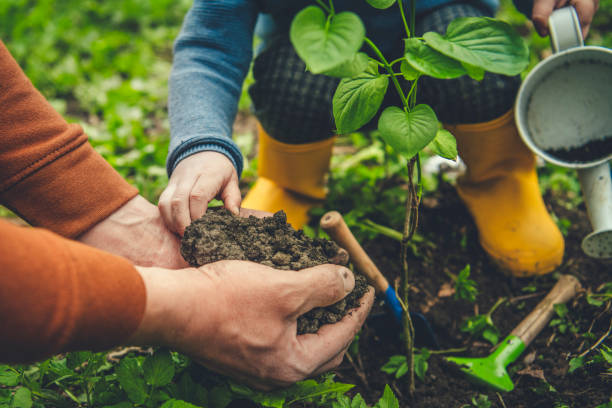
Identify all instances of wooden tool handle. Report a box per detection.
[511,274,582,346]
[320,211,389,294]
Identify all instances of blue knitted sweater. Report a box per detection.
[167,0,532,176]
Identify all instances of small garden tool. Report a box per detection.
[515,6,612,259]
[446,274,582,392]
[320,211,437,347]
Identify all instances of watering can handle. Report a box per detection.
[549,7,583,53]
[510,274,582,346]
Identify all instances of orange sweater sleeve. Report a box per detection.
[0,40,138,238]
[0,40,146,362]
[0,219,145,363]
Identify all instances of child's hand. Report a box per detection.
[159,151,241,235]
[531,0,598,38]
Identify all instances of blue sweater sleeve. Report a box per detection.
[167,0,259,177]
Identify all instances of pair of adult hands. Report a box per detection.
[78,194,374,390]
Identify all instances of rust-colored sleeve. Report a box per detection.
[0,219,146,363]
[0,40,138,238]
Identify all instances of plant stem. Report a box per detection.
[487,297,507,318]
[328,0,335,15]
[397,0,411,38]
[364,38,408,107]
[363,219,403,241]
[315,0,331,13]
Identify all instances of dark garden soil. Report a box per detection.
[180,208,369,334]
[544,137,612,163]
[322,182,611,408]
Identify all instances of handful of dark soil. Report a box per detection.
[180,208,369,334]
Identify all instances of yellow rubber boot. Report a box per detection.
[446,109,564,277]
[242,123,334,229]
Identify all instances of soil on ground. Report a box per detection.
[180,208,369,334]
[323,181,612,408]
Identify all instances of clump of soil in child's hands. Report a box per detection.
[180,208,369,334]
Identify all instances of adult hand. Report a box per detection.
[131,261,374,390]
[159,151,241,235]
[78,195,188,269]
[531,0,598,38]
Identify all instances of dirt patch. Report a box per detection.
[180,208,369,334]
[323,181,612,407]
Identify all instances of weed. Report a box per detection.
[380,349,430,382]
[461,394,492,408]
[586,282,612,307]
[460,297,506,345]
[453,265,478,302]
[549,304,580,335]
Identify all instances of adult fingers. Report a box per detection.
[297,287,374,365]
[288,264,355,317]
[221,176,242,215]
[532,0,558,36]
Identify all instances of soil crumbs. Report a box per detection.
[180,208,369,335]
[327,182,611,408]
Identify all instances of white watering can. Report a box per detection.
[515,7,612,259]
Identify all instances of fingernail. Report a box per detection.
[338,267,354,293]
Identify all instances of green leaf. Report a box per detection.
[209,386,233,408]
[350,394,368,408]
[461,61,485,80]
[0,367,19,387]
[323,52,369,78]
[400,60,420,80]
[381,355,407,374]
[366,0,397,9]
[414,349,430,381]
[102,403,132,408]
[482,327,499,345]
[11,388,32,408]
[553,303,568,319]
[287,379,354,404]
[66,351,93,370]
[143,349,175,387]
[116,357,146,405]
[333,63,389,134]
[600,345,612,365]
[378,105,438,160]
[376,385,399,408]
[568,356,585,373]
[395,362,409,379]
[427,128,457,160]
[404,38,466,79]
[290,6,365,74]
[160,399,201,408]
[423,17,529,76]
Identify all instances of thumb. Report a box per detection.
[290,264,355,316]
